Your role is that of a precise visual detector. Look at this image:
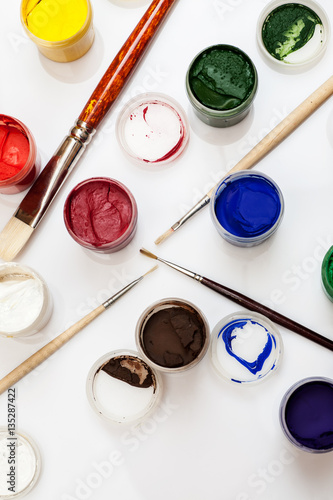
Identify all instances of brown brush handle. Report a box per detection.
[0,305,105,395]
[200,277,333,351]
[79,0,178,128]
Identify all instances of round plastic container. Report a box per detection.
[0,427,41,498]
[20,0,94,62]
[63,177,138,253]
[0,114,40,195]
[136,298,210,373]
[0,263,53,338]
[210,170,284,247]
[321,245,333,301]
[186,44,258,127]
[257,0,330,69]
[86,349,162,425]
[210,311,283,384]
[280,377,333,453]
[116,93,190,168]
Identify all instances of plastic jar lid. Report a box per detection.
[257,0,330,69]
[0,428,41,498]
[86,350,163,425]
[210,311,283,384]
[116,93,189,167]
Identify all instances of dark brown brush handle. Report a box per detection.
[79,0,178,129]
[200,276,333,351]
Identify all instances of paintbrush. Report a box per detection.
[0,265,157,395]
[155,75,333,244]
[0,0,178,262]
[140,248,333,352]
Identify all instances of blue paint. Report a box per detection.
[219,318,275,376]
[214,172,283,239]
[283,380,333,451]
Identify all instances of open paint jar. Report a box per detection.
[86,350,162,425]
[280,377,333,453]
[0,263,53,338]
[63,177,138,253]
[0,114,40,195]
[0,427,41,498]
[257,0,330,68]
[116,93,189,167]
[210,311,283,384]
[321,245,333,302]
[20,0,94,62]
[135,298,210,373]
[210,170,284,247]
[185,44,258,127]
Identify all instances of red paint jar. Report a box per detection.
[0,114,41,194]
[63,177,138,253]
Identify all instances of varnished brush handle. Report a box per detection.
[79,0,178,129]
[200,277,333,351]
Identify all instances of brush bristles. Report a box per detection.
[154,227,174,245]
[143,264,158,276]
[140,248,158,260]
[0,217,34,262]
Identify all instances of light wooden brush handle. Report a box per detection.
[0,305,105,395]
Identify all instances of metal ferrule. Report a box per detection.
[158,257,202,282]
[171,194,211,232]
[103,277,143,309]
[15,120,95,228]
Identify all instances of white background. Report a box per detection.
[1,0,333,499]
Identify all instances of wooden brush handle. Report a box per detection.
[0,305,105,395]
[207,75,333,196]
[79,0,177,129]
[201,277,333,351]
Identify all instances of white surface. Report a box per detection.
[1,0,333,499]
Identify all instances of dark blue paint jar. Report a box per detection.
[280,377,333,453]
[210,170,284,247]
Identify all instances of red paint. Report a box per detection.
[64,177,138,253]
[0,125,30,181]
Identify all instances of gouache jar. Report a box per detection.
[86,349,162,425]
[257,0,330,68]
[135,298,210,373]
[20,0,94,62]
[210,170,284,247]
[280,377,333,453]
[116,93,190,168]
[63,177,138,253]
[185,44,258,127]
[321,245,333,301]
[0,427,41,498]
[210,311,283,385]
[0,262,52,338]
[0,114,40,194]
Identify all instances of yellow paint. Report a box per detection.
[25,0,88,42]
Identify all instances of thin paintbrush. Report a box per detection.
[155,75,333,245]
[0,0,178,262]
[140,248,333,352]
[0,265,157,395]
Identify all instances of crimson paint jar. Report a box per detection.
[0,114,40,194]
[63,177,138,253]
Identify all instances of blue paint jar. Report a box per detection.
[210,311,283,384]
[210,170,284,247]
[280,377,333,453]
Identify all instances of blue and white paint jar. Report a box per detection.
[210,311,283,384]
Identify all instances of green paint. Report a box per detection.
[188,46,256,111]
[321,246,333,301]
[262,3,322,61]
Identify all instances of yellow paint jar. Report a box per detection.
[20,0,94,62]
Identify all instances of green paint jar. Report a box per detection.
[185,44,258,128]
[321,246,333,302]
[257,0,330,69]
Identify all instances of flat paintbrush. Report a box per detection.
[155,75,333,244]
[140,248,333,352]
[0,0,178,262]
[0,265,157,395]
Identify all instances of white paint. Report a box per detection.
[284,24,324,64]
